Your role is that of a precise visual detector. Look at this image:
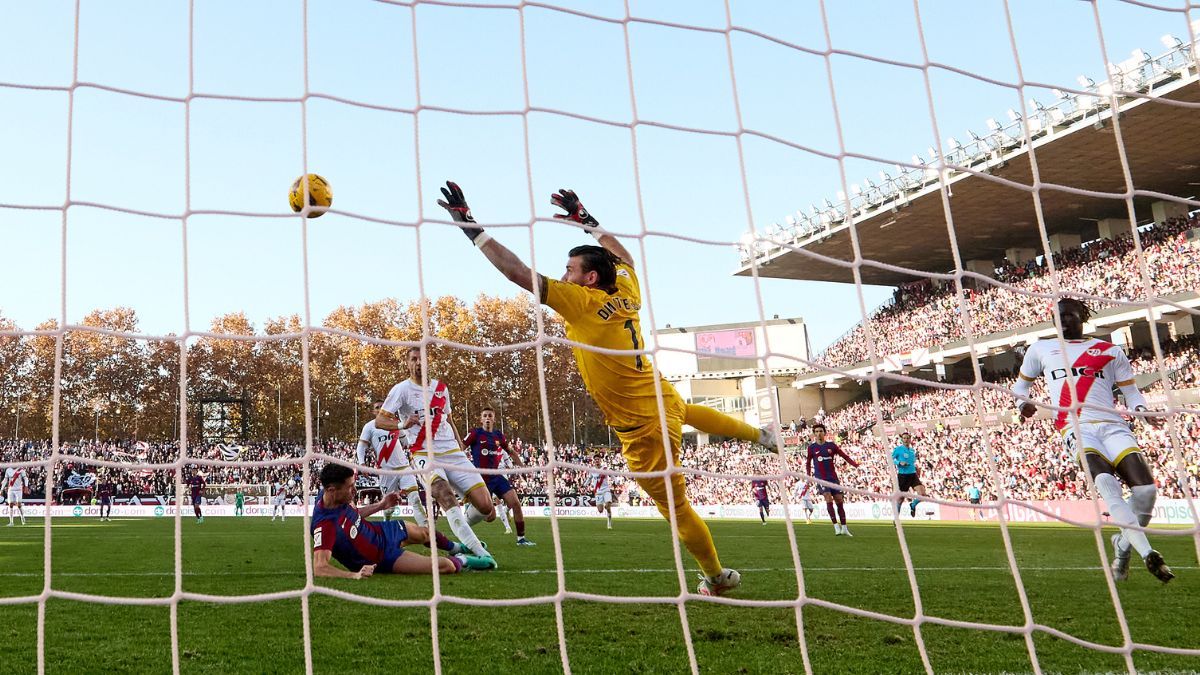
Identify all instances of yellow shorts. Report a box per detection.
[615,395,687,505]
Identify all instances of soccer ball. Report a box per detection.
[288,173,333,217]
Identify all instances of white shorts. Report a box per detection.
[1060,421,1140,467]
[380,472,419,494]
[800,498,813,510]
[6,490,21,504]
[412,451,485,498]
[272,495,287,506]
[596,489,613,506]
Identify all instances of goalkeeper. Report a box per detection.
[439,182,775,596]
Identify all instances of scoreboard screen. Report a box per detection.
[695,329,756,358]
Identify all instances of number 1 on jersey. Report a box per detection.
[623,319,644,370]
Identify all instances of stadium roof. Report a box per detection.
[735,50,1200,287]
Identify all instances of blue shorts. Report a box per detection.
[378,520,409,573]
[99,497,111,505]
[817,483,843,496]
[486,475,513,498]
[756,498,770,509]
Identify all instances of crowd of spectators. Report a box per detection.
[4,328,1198,509]
[812,215,1200,370]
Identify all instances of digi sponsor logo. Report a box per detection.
[154,506,165,517]
[72,506,83,517]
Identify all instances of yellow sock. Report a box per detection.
[641,475,723,578]
[685,404,760,443]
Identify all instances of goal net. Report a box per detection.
[1,1,1198,673]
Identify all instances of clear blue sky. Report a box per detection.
[0,0,1191,353]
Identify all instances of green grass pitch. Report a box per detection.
[0,515,1195,674]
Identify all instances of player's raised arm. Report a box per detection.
[550,189,634,266]
[438,181,542,295]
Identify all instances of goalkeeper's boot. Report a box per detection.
[456,554,498,571]
[758,426,778,449]
[516,537,537,546]
[1143,550,1174,584]
[697,569,741,597]
[909,503,917,518]
[1110,533,1131,581]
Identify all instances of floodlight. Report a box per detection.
[835,190,846,201]
[1077,75,1096,88]
[1051,88,1068,100]
[1029,98,1046,111]
[947,137,962,149]
[1131,49,1150,62]
[986,118,1001,131]
[1161,34,1182,49]
[1006,108,1020,122]
[851,184,862,196]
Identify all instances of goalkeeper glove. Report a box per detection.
[437,181,486,244]
[550,188,599,232]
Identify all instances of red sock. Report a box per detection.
[515,518,525,537]
[826,502,837,524]
[836,502,846,525]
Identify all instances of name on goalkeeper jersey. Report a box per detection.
[597,297,639,321]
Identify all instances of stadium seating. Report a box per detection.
[809,215,1200,371]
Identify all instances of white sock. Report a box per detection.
[499,507,512,532]
[445,505,487,556]
[407,491,428,528]
[1118,484,1157,552]
[606,510,612,527]
[464,503,487,526]
[1095,473,1151,557]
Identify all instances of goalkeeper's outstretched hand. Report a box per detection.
[551,189,599,231]
[437,181,485,243]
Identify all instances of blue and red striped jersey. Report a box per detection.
[463,428,510,470]
[311,490,389,573]
[806,442,857,484]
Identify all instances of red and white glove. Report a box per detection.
[550,189,599,233]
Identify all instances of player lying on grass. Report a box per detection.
[440,181,779,596]
[1012,297,1173,583]
[312,463,494,579]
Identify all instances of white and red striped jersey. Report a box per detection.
[382,378,460,455]
[1017,337,1136,430]
[591,471,609,494]
[4,467,27,492]
[357,419,410,470]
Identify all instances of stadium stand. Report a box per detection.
[809,214,1200,371]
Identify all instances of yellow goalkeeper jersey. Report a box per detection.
[542,262,681,430]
